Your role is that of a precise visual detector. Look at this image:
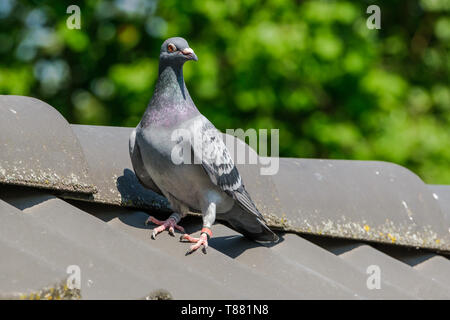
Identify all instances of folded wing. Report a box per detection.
[191,118,278,242]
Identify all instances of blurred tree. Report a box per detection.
[0,0,449,183]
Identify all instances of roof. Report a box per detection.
[1,95,450,299]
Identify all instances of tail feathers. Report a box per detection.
[222,204,279,242]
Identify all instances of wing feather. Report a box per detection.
[191,119,265,222]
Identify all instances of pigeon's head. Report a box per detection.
[159,37,198,66]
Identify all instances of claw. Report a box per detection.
[145,216,162,226]
[151,225,164,239]
[184,233,209,255]
[145,215,184,239]
[180,234,198,243]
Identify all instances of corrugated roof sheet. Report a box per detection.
[0,96,95,194]
[0,95,449,299]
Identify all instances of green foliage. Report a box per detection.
[0,0,449,183]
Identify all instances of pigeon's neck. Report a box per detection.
[141,64,199,128]
[157,64,189,101]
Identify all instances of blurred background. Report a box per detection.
[0,0,449,183]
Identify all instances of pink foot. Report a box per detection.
[145,215,185,239]
[180,228,212,255]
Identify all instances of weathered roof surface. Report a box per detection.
[0,95,95,194]
[428,185,450,219]
[1,185,450,300]
[245,158,450,250]
[0,95,449,299]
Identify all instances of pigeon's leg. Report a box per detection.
[181,202,216,255]
[146,212,185,239]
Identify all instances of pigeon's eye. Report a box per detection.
[168,43,177,53]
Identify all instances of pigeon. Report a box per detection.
[129,37,279,254]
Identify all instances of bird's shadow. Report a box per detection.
[114,168,284,258]
[116,168,170,213]
[208,228,284,259]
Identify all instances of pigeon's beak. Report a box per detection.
[181,48,198,61]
